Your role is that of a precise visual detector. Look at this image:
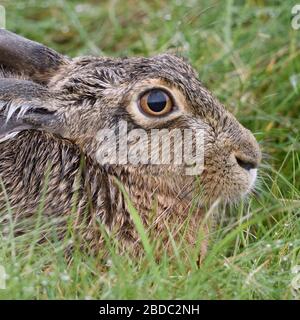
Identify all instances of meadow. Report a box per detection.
[0,0,299,299]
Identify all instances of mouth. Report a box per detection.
[197,163,259,205]
[246,168,258,193]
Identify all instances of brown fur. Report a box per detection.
[0,30,261,258]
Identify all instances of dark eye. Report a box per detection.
[140,89,173,116]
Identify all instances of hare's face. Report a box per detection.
[0,31,261,204]
[47,54,261,203]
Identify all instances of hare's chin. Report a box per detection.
[228,168,258,202]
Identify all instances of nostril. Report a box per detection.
[235,156,257,171]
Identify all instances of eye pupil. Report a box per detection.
[147,90,167,113]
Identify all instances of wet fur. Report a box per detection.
[0,31,261,258]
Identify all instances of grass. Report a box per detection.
[0,0,299,299]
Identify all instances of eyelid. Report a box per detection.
[138,87,175,104]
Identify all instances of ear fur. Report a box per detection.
[0,29,68,84]
[0,78,61,142]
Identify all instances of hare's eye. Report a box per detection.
[140,89,173,116]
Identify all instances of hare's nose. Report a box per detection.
[232,125,261,171]
[235,156,258,171]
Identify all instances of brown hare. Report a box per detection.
[0,30,261,258]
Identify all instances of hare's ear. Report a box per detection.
[0,30,68,84]
[0,79,62,141]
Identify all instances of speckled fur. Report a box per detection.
[0,31,261,258]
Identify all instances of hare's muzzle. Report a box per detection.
[201,118,261,203]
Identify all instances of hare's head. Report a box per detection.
[0,30,261,204]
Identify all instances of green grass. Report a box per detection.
[0,0,299,299]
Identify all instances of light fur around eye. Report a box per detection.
[126,79,186,128]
